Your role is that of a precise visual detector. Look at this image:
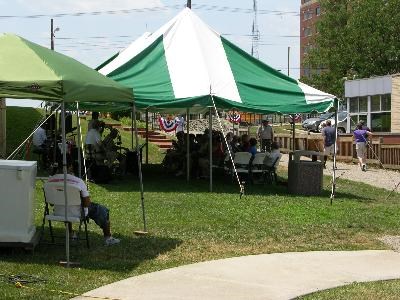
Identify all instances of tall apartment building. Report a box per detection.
[300,0,321,78]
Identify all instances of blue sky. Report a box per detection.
[1,0,300,107]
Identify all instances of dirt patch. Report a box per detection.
[379,235,400,252]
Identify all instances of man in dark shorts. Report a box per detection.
[48,166,120,246]
[321,119,336,168]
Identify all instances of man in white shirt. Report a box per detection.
[48,168,120,246]
[85,120,104,163]
[33,125,47,150]
[264,142,281,168]
[257,119,274,152]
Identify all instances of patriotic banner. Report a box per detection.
[228,111,241,124]
[159,116,178,132]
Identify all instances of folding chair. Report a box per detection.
[250,152,267,184]
[264,153,282,184]
[41,181,89,248]
[232,152,252,182]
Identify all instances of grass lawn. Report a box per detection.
[298,279,400,300]
[1,169,400,299]
[3,108,400,299]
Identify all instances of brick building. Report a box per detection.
[300,0,321,78]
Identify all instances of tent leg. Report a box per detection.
[133,104,147,234]
[209,107,213,192]
[60,101,70,267]
[76,103,82,179]
[186,108,190,182]
[131,109,134,150]
[291,115,296,152]
[145,109,149,165]
[331,99,339,205]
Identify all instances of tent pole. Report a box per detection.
[133,104,147,234]
[209,107,213,192]
[76,103,82,179]
[291,114,296,152]
[186,108,190,182]
[131,109,134,150]
[0,99,6,159]
[61,101,70,267]
[145,109,149,165]
[330,99,339,205]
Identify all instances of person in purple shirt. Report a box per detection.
[353,123,372,171]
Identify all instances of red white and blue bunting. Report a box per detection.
[158,116,178,132]
[228,111,241,124]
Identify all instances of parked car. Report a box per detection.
[302,112,334,132]
[318,111,348,133]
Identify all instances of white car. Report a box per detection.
[318,111,348,133]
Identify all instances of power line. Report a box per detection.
[0,4,299,19]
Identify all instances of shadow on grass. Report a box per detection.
[0,227,182,273]
[96,164,374,201]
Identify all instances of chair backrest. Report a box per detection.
[271,153,283,169]
[233,152,252,165]
[44,181,82,206]
[252,153,267,166]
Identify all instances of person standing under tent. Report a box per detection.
[321,119,337,169]
[175,115,185,134]
[353,123,372,172]
[257,119,274,152]
[88,111,100,130]
[32,125,47,152]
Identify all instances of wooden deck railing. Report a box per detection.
[275,133,400,170]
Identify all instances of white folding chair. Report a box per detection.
[264,153,282,184]
[41,181,89,248]
[250,152,267,183]
[232,152,252,181]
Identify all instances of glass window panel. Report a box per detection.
[381,94,391,111]
[349,97,358,113]
[350,115,358,130]
[371,112,391,132]
[359,96,368,112]
[371,95,380,112]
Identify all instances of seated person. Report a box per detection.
[48,164,120,246]
[264,141,281,168]
[248,138,258,157]
[101,128,127,172]
[85,120,104,164]
[240,134,250,152]
[230,135,241,153]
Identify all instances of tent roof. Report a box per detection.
[98,8,335,114]
[0,34,133,103]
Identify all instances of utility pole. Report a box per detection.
[287,46,290,77]
[251,0,260,58]
[187,0,191,9]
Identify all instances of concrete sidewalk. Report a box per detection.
[74,250,400,300]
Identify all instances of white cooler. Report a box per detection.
[0,160,37,243]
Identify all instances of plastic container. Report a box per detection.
[0,160,37,242]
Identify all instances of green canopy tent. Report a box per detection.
[98,8,335,114]
[97,8,337,192]
[0,33,134,266]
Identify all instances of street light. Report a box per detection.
[50,19,60,50]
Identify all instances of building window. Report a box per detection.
[371,95,380,111]
[381,94,391,110]
[349,97,358,113]
[316,6,321,16]
[371,112,391,132]
[359,96,368,112]
[304,27,312,37]
[304,10,312,20]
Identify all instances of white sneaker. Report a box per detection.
[105,236,120,246]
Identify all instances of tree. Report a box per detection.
[302,0,400,97]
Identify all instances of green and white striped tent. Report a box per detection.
[98,8,335,114]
